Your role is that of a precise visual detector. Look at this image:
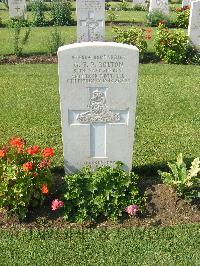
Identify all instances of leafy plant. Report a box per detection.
[158,153,200,201]
[147,10,171,27]
[113,26,148,59]
[12,20,31,56]
[133,4,146,11]
[0,137,54,219]
[105,1,111,10]
[154,23,188,64]
[47,27,64,54]
[107,10,118,26]
[175,7,190,28]
[31,0,46,27]
[62,161,143,222]
[50,0,74,26]
[118,0,129,11]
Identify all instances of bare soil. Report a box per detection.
[0,175,199,229]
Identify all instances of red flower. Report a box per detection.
[41,148,54,158]
[176,7,182,12]
[38,159,51,169]
[51,199,64,211]
[146,29,152,34]
[10,137,24,152]
[0,149,6,158]
[145,34,151,40]
[23,162,33,172]
[26,145,39,155]
[41,184,49,194]
[159,20,165,25]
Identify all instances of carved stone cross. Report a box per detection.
[15,6,20,12]
[69,87,129,158]
[79,11,103,41]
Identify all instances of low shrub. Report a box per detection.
[0,137,54,219]
[47,27,64,54]
[158,153,200,202]
[107,10,118,26]
[133,4,146,11]
[175,6,190,28]
[113,26,148,59]
[154,23,188,64]
[118,0,129,11]
[50,0,74,26]
[61,161,143,222]
[31,0,46,27]
[147,10,171,27]
[11,20,31,56]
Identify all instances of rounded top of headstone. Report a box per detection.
[57,42,139,55]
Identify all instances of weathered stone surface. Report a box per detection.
[58,42,139,173]
[149,0,169,14]
[76,0,105,42]
[188,0,200,49]
[8,0,26,19]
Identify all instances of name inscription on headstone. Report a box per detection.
[66,54,130,85]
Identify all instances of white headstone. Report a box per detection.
[133,0,146,6]
[149,0,169,14]
[182,0,190,7]
[188,0,200,49]
[58,42,139,173]
[8,0,26,19]
[76,0,105,42]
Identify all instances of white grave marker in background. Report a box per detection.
[182,0,190,7]
[8,0,26,19]
[58,42,139,173]
[133,0,146,7]
[76,0,105,42]
[188,0,200,49]
[149,0,169,14]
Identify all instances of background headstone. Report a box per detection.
[149,0,169,14]
[133,0,146,6]
[76,0,105,42]
[182,0,190,7]
[58,42,139,173]
[8,0,27,19]
[188,0,200,49]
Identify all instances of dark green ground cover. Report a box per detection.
[0,224,199,265]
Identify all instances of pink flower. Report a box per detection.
[51,199,64,211]
[125,204,138,216]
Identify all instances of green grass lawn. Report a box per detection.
[0,63,200,170]
[0,224,199,265]
[0,24,172,56]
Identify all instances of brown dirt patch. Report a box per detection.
[0,180,199,230]
[0,55,58,65]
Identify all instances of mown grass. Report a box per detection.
[0,63,200,171]
[0,224,199,265]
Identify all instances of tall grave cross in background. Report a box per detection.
[76,0,105,42]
